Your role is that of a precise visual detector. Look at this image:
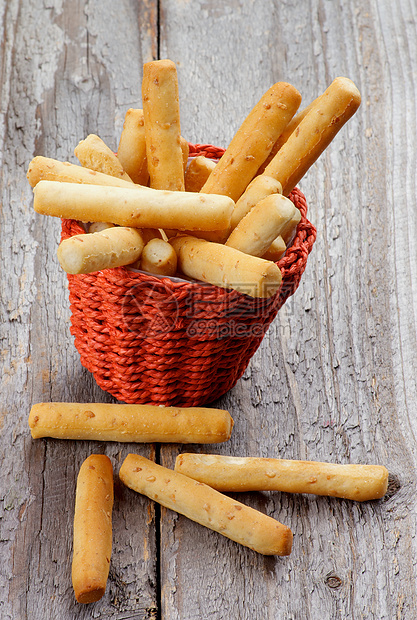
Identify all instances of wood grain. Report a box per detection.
[0,0,416,618]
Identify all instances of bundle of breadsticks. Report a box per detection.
[28,59,361,298]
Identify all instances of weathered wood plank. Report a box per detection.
[158,1,417,618]
[0,1,159,618]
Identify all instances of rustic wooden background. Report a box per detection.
[1,0,416,618]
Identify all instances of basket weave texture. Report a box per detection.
[61,143,316,406]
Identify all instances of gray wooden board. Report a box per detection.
[0,0,416,618]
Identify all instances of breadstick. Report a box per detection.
[257,96,322,174]
[26,156,139,189]
[72,454,113,604]
[171,235,282,298]
[133,237,177,276]
[225,194,297,257]
[185,156,217,192]
[261,206,301,262]
[88,222,115,233]
[57,227,144,274]
[33,180,234,231]
[174,454,389,502]
[142,59,185,191]
[279,207,301,244]
[117,108,149,185]
[74,134,133,182]
[28,402,234,444]
[180,136,189,171]
[263,77,361,196]
[230,174,282,230]
[200,82,301,201]
[261,235,286,262]
[119,454,293,556]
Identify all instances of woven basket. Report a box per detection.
[61,143,316,406]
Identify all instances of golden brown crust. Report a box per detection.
[263,77,361,195]
[26,156,138,188]
[74,134,133,182]
[142,59,185,191]
[33,181,234,231]
[171,235,282,298]
[28,402,234,444]
[225,194,297,257]
[174,454,389,501]
[200,82,301,201]
[119,454,293,556]
[117,108,149,185]
[72,454,114,604]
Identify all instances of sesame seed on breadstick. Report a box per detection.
[119,454,293,556]
[142,59,185,191]
[263,77,361,196]
[74,134,133,182]
[117,108,149,185]
[33,181,234,232]
[26,156,138,189]
[200,82,301,202]
[174,454,389,502]
[29,402,234,444]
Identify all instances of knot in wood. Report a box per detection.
[325,572,342,589]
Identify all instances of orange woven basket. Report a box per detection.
[61,143,316,406]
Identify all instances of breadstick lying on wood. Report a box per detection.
[225,194,298,257]
[117,108,149,185]
[28,402,234,444]
[72,454,113,604]
[185,155,217,192]
[57,227,144,274]
[26,156,139,189]
[33,181,234,231]
[119,454,293,556]
[263,77,361,196]
[171,235,282,298]
[174,454,389,501]
[74,134,133,182]
[142,59,185,191]
[133,237,178,276]
[200,82,301,202]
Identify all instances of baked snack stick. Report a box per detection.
[26,156,140,189]
[225,194,298,257]
[263,77,361,196]
[184,155,217,192]
[257,96,323,175]
[174,454,389,502]
[117,108,149,185]
[200,82,301,202]
[133,237,178,276]
[171,235,282,298]
[33,181,234,231]
[230,174,283,230]
[29,402,234,443]
[72,454,113,604]
[74,134,133,182]
[57,227,145,274]
[142,59,185,191]
[119,454,293,556]
[261,235,286,262]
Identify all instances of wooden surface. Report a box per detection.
[1,0,416,618]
